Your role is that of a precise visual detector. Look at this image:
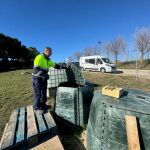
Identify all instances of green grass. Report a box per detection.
[0,69,150,140]
[0,69,33,138]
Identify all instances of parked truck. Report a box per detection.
[79,55,116,73]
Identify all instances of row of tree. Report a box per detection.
[69,27,150,64]
[0,33,39,70]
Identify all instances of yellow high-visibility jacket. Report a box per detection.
[32,54,55,78]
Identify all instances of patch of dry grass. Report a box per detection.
[84,72,150,92]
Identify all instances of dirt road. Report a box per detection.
[117,69,150,79]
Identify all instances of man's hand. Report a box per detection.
[61,65,68,69]
[42,74,49,80]
[55,63,69,69]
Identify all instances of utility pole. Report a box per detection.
[98,41,102,55]
[135,49,138,81]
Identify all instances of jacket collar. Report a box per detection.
[43,53,50,60]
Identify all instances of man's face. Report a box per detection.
[45,48,52,57]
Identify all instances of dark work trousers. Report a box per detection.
[32,77,47,110]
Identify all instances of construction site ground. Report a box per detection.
[0,69,150,149]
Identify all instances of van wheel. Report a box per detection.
[101,68,106,73]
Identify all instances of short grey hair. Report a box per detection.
[44,47,52,52]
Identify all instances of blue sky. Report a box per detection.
[0,0,150,62]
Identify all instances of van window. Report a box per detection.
[85,59,95,64]
[97,58,103,64]
[101,58,113,64]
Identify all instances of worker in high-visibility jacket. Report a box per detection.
[32,47,64,114]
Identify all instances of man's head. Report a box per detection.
[44,47,52,57]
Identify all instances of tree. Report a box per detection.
[68,56,74,62]
[28,47,39,59]
[134,27,150,61]
[84,47,96,56]
[93,46,99,55]
[104,43,110,59]
[0,33,8,59]
[73,51,82,61]
[105,37,126,64]
[0,33,39,70]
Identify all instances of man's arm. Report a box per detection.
[54,63,68,69]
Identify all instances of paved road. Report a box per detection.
[116,69,150,79]
[84,69,150,79]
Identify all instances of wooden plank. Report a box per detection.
[27,105,38,139]
[35,113,47,133]
[30,135,64,150]
[44,112,56,129]
[0,109,18,150]
[16,107,25,143]
[125,115,141,150]
[0,123,8,149]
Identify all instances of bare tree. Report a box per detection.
[84,47,96,56]
[147,51,150,59]
[104,44,110,59]
[134,27,150,61]
[68,56,74,62]
[92,46,101,55]
[73,51,82,61]
[105,37,126,64]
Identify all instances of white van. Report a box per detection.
[79,55,116,73]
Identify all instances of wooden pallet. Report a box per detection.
[0,105,59,150]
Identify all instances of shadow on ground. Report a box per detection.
[47,99,87,150]
[114,70,124,74]
[54,116,86,150]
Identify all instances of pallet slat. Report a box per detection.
[0,109,18,150]
[125,115,141,150]
[30,135,64,150]
[35,113,47,133]
[44,112,56,129]
[0,123,8,150]
[16,107,25,143]
[27,106,38,139]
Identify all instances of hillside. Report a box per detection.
[117,59,150,70]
